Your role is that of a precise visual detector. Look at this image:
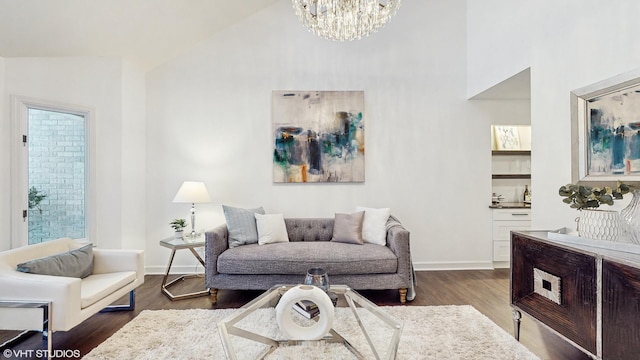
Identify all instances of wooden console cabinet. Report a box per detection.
[511,231,640,360]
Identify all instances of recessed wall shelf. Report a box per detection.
[492,174,531,179]
[492,150,531,156]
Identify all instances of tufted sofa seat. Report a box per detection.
[205,217,414,303]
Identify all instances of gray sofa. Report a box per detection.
[205,216,414,304]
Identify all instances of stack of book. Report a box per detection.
[292,292,338,319]
[293,300,320,319]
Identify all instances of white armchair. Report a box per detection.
[0,238,144,338]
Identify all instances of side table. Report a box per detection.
[159,235,210,301]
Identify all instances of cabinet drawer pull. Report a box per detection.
[511,213,529,216]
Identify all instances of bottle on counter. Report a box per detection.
[523,185,531,204]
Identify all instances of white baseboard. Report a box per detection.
[145,265,204,275]
[413,261,495,271]
[492,261,510,269]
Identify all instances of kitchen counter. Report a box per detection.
[489,202,531,209]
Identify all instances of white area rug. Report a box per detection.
[84,305,539,360]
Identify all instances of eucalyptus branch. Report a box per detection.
[558,181,633,210]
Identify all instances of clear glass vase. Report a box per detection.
[620,189,640,245]
[304,268,329,292]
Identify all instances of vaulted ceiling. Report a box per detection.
[0,0,279,70]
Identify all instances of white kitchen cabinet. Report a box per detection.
[492,208,530,267]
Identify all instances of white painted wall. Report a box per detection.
[0,57,146,250]
[145,0,499,272]
[0,57,7,251]
[121,61,147,251]
[467,0,640,231]
[466,0,532,98]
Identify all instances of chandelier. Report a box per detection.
[291,0,402,41]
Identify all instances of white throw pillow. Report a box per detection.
[255,213,290,245]
[356,206,391,245]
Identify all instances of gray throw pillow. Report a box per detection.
[223,205,266,248]
[17,244,94,279]
[331,211,365,244]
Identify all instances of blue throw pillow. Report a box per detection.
[223,205,266,248]
[17,243,94,279]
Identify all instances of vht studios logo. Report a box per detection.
[3,349,81,359]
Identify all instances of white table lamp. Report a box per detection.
[173,181,211,237]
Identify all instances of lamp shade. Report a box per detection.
[172,181,211,203]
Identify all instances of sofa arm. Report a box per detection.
[93,249,144,278]
[0,271,81,331]
[205,224,229,277]
[386,220,412,283]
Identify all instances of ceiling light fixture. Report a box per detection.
[291,0,401,41]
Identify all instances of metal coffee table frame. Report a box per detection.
[218,284,403,360]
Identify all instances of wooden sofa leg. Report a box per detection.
[210,289,218,304]
[399,288,407,304]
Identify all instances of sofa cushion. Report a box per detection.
[217,241,397,275]
[223,205,265,248]
[356,206,391,245]
[331,211,365,244]
[16,244,94,279]
[255,213,289,245]
[81,271,137,308]
[285,218,334,242]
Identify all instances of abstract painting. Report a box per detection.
[572,69,640,182]
[587,82,640,175]
[272,91,364,183]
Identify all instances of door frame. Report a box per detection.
[10,95,96,248]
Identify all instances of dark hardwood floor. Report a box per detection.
[1,270,590,359]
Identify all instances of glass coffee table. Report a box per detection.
[218,284,403,359]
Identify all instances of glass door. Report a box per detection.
[27,108,87,244]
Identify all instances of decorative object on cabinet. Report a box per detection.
[571,67,640,182]
[272,91,364,183]
[559,181,633,241]
[532,268,561,305]
[511,230,640,359]
[523,185,531,204]
[620,188,640,245]
[575,208,625,241]
[491,193,505,204]
[558,181,630,209]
